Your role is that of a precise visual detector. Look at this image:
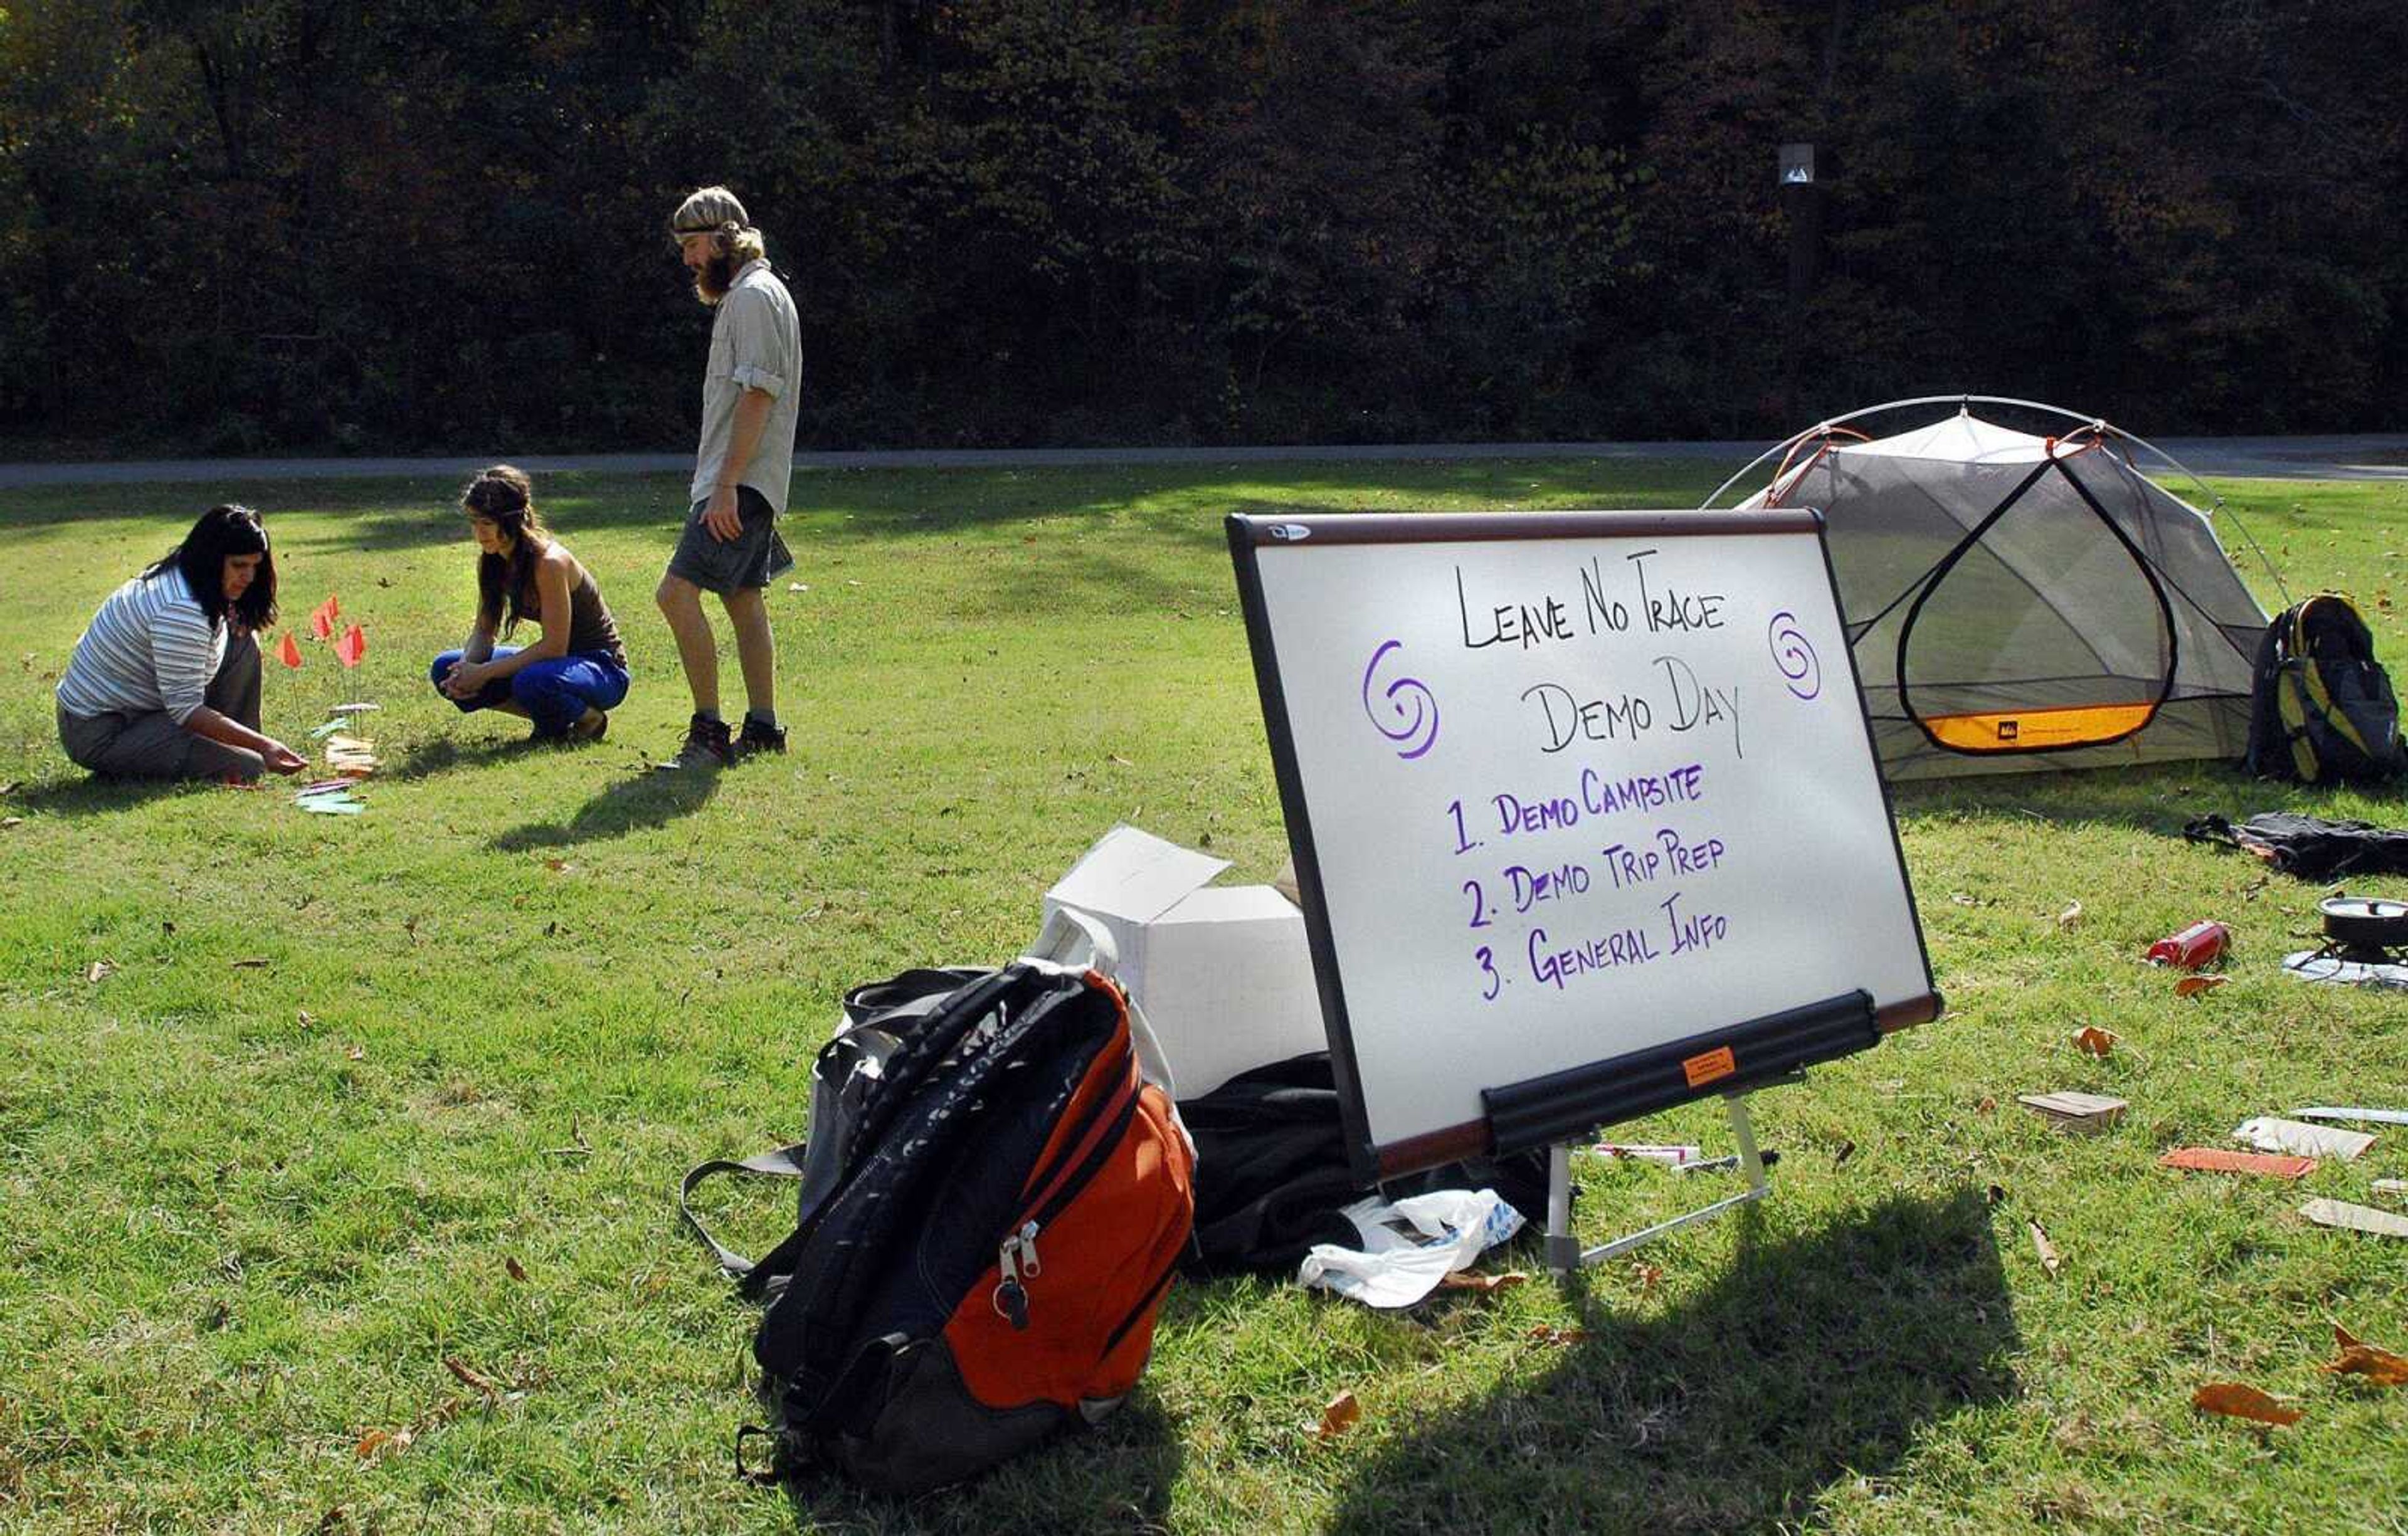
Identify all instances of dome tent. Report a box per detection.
[1708,397,2273,780]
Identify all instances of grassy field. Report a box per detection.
[3,460,2405,1534]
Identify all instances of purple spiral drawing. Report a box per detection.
[1361,639,1440,760]
[1768,611,1822,700]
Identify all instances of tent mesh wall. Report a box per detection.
[1743,412,2268,779]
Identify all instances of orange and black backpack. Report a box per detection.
[681,940,1194,1494]
[2244,593,2407,786]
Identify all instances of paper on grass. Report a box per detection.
[309,718,346,739]
[2159,1147,2316,1179]
[2233,1117,2375,1161]
[2301,1199,2408,1238]
[2294,1106,2408,1127]
[298,797,366,816]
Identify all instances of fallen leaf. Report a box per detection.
[1975,1095,1997,1114]
[2323,1324,2408,1387]
[160,919,176,937]
[1632,1263,1662,1291]
[1527,1324,1590,1346]
[505,1256,529,1283]
[1437,1270,1527,1293]
[2028,1221,2062,1276]
[1316,1390,1361,1441]
[85,959,117,984]
[2192,1382,2302,1426]
[1109,754,1134,767]
[1,817,21,830]
[354,1426,415,1460]
[544,858,574,873]
[297,1009,315,1028]
[2173,974,2227,997]
[2071,1025,2118,1058]
[444,1357,499,1398]
[1834,1139,1857,1165]
[229,957,270,969]
[2056,900,2084,930]
[1951,892,1977,906]
[346,1045,366,1061]
[0,781,18,795]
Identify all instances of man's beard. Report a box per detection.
[692,251,739,304]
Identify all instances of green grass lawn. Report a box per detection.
[3,461,2405,1533]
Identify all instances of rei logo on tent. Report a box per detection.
[1708,397,2273,781]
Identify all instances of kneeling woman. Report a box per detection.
[432,466,629,741]
[56,503,309,781]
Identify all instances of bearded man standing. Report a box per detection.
[655,185,803,770]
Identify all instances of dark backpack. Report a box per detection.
[682,953,1194,1494]
[1176,1052,1551,1276]
[2245,594,2407,784]
[2184,811,2408,882]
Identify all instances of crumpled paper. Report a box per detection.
[1297,1187,1524,1308]
[2233,1116,2374,1161]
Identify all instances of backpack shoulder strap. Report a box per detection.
[680,1140,811,1279]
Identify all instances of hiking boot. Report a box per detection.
[734,715,788,760]
[655,713,732,771]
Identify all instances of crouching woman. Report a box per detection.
[56,503,308,781]
[431,466,629,742]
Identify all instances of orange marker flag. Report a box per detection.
[277,631,304,669]
[335,623,366,668]
[325,593,339,620]
[312,601,334,640]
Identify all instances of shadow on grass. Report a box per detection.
[386,734,537,782]
[773,1392,1184,1535]
[6,767,236,817]
[1326,1187,2017,1535]
[485,762,719,851]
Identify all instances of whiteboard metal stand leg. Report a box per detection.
[1544,1090,1776,1275]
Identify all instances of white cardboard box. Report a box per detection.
[1045,825,1329,1098]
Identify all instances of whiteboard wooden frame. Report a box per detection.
[1228,509,1941,1183]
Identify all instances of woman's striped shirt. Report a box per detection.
[55,567,227,724]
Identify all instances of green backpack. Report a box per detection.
[2245,594,2407,785]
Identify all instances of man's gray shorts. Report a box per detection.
[667,485,795,594]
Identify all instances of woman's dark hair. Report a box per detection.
[461,465,550,634]
[143,504,276,631]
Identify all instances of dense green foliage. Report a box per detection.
[4,2,2407,448]
[4,464,2407,1532]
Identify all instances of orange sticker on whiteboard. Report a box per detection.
[1682,1046,1736,1087]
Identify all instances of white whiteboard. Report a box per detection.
[1229,510,1936,1176]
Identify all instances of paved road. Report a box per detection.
[3,434,2404,490]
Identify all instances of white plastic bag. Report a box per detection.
[1297,1187,1524,1308]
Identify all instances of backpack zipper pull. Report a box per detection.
[992,1234,1030,1330]
[1016,1220,1042,1279]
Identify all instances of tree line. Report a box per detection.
[4,0,2402,454]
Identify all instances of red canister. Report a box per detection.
[2146,920,2229,970]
